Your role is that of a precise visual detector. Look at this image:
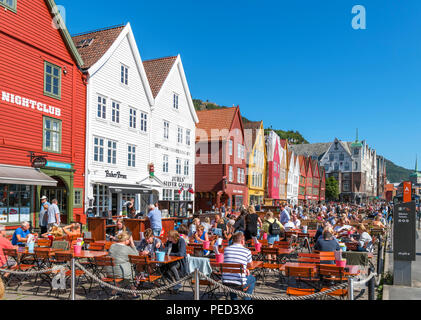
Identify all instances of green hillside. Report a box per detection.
[385,159,413,183]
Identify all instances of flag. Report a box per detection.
[188,187,195,194]
[178,187,184,195]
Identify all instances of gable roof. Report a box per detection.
[143,56,177,98]
[244,121,262,152]
[45,0,84,67]
[72,25,125,71]
[289,143,331,160]
[196,107,241,141]
[72,23,154,107]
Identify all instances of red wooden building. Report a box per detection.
[195,107,248,211]
[319,166,326,202]
[311,159,320,203]
[0,0,87,228]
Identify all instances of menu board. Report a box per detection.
[8,207,19,223]
[393,201,416,261]
[0,207,7,223]
[20,207,31,222]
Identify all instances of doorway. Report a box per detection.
[41,176,68,224]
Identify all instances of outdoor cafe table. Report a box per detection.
[146,255,185,285]
[281,262,360,276]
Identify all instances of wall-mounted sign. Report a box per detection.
[105,170,127,179]
[163,176,192,188]
[32,156,47,169]
[403,181,412,203]
[2,90,61,117]
[155,143,190,156]
[46,161,72,170]
[394,201,416,261]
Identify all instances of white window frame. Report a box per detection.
[140,112,147,132]
[97,95,106,119]
[111,101,120,123]
[93,136,105,163]
[128,144,136,167]
[163,155,169,173]
[184,159,189,176]
[121,64,129,85]
[176,158,182,175]
[237,168,241,183]
[173,93,179,110]
[229,140,233,156]
[186,129,191,146]
[107,140,117,165]
[163,121,169,140]
[229,166,233,182]
[129,108,136,129]
[177,127,183,144]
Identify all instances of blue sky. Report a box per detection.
[59,0,421,170]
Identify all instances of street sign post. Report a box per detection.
[393,201,416,286]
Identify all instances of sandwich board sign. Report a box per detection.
[393,201,416,261]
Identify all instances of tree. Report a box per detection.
[325,176,340,201]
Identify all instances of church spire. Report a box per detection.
[416,155,418,173]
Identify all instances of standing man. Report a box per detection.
[280,205,290,226]
[47,199,61,230]
[126,197,136,219]
[147,204,162,237]
[222,232,256,300]
[39,196,50,235]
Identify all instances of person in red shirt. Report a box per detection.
[0,225,14,268]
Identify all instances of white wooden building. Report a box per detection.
[73,23,155,216]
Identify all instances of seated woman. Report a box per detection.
[177,224,190,245]
[223,220,235,245]
[62,222,81,238]
[41,225,64,239]
[350,224,373,252]
[188,218,201,238]
[193,225,209,255]
[106,231,138,292]
[164,230,187,294]
[136,228,162,257]
[314,230,340,264]
[372,215,386,228]
[201,217,212,234]
[110,219,131,241]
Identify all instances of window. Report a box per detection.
[74,189,83,208]
[97,95,106,119]
[93,184,109,216]
[354,148,359,155]
[354,162,358,170]
[339,153,344,161]
[163,121,169,140]
[112,101,120,123]
[140,112,147,132]
[241,169,245,183]
[184,160,189,176]
[237,144,244,160]
[173,94,179,110]
[44,61,61,99]
[186,129,191,146]
[163,155,169,173]
[237,168,241,183]
[229,166,233,182]
[345,162,350,171]
[93,137,104,162]
[0,0,17,11]
[178,127,183,144]
[176,158,182,175]
[334,162,339,171]
[343,181,350,192]
[129,108,136,128]
[329,154,334,161]
[43,117,61,153]
[121,64,128,85]
[128,144,136,167]
[107,140,117,164]
[0,184,32,224]
[229,140,233,156]
[163,189,173,201]
[324,164,330,171]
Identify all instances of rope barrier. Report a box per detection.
[0,265,66,275]
[74,261,193,296]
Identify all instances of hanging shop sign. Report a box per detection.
[2,90,61,117]
[32,156,47,169]
[105,170,127,179]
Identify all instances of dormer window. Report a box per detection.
[334,141,338,150]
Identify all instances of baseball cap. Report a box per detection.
[41,196,48,200]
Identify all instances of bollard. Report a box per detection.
[194,269,200,300]
[348,277,354,300]
[71,257,75,300]
[367,267,375,300]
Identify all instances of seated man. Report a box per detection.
[11,221,31,246]
[222,232,256,300]
[136,228,162,257]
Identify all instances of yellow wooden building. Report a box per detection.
[244,121,267,205]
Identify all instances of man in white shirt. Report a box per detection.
[291,214,301,229]
[280,206,290,226]
[47,199,60,230]
[223,232,255,300]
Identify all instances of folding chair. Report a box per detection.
[220,263,247,300]
[88,242,106,251]
[260,247,283,284]
[36,238,51,248]
[32,248,55,295]
[129,255,162,299]
[54,252,89,298]
[2,248,36,291]
[93,256,126,299]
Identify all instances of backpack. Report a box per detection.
[268,219,281,236]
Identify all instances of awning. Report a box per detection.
[0,164,57,186]
[97,183,153,195]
